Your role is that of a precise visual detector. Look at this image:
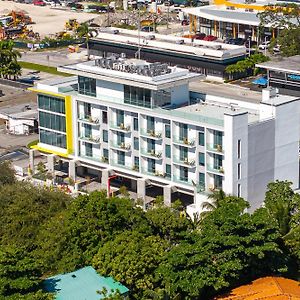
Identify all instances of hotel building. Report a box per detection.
[29,56,300,215]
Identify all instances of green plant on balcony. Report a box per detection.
[101,156,108,163]
[120,142,126,149]
[155,171,165,177]
[189,139,195,146]
[148,129,155,137]
[119,123,125,130]
[216,144,223,152]
[148,149,155,156]
[183,137,189,145]
[132,165,139,171]
[156,132,162,138]
[219,166,224,173]
[156,152,162,158]
[88,116,93,123]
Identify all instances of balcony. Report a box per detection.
[140,128,163,140]
[110,122,131,133]
[79,135,101,144]
[206,143,224,154]
[207,164,225,175]
[110,141,131,152]
[110,159,133,170]
[173,156,196,168]
[173,136,196,148]
[172,175,194,186]
[78,114,100,126]
[140,148,163,160]
[79,153,101,163]
[141,168,166,178]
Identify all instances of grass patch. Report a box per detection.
[27,139,39,149]
[19,61,71,77]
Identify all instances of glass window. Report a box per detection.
[133,118,139,131]
[116,110,124,126]
[214,130,223,148]
[38,94,65,114]
[85,143,93,157]
[124,85,151,108]
[148,158,155,173]
[117,132,125,145]
[199,152,205,166]
[213,154,223,169]
[237,163,241,180]
[199,172,205,189]
[102,111,108,124]
[165,144,171,158]
[165,124,171,138]
[237,183,241,197]
[40,129,66,149]
[199,131,205,146]
[179,146,188,160]
[165,164,171,179]
[117,151,125,165]
[179,123,188,141]
[78,76,96,97]
[237,139,241,159]
[152,89,171,108]
[134,137,139,150]
[134,156,139,169]
[39,111,66,132]
[214,174,222,190]
[179,166,188,182]
[147,138,155,152]
[103,149,109,161]
[103,130,108,143]
[147,116,155,132]
[83,123,92,138]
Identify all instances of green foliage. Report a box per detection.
[19,62,71,77]
[0,161,16,185]
[158,203,286,299]
[276,28,300,56]
[0,40,21,80]
[93,230,169,298]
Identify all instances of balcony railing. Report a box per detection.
[141,168,166,178]
[78,114,100,125]
[110,122,131,132]
[110,141,131,151]
[140,128,162,139]
[206,143,224,154]
[173,136,196,147]
[110,159,133,170]
[207,164,225,175]
[173,156,196,168]
[79,135,101,144]
[140,148,163,159]
[172,175,194,186]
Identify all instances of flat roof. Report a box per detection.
[44,266,129,300]
[0,103,38,120]
[91,27,246,60]
[256,55,300,75]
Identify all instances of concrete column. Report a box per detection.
[69,160,76,180]
[163,185,173,207]
[137,178,146,199]
[101,169,110,190]
[47,154,55,173]
[29,149,38,174]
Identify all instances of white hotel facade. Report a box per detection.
[30,56,300,214]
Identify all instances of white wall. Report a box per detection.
[96,80,124,101]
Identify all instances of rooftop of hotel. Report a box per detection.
[91,27,246,60]
[58,57,202,89]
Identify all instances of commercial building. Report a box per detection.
[89,27,246,81]
[256,55,300,95]
[29,56,300,215]
[184,0,280,42]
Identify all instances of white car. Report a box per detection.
[258,41,270,50]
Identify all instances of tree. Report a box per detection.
[0,40,21,79]
[76,23,92,60]
[0,246,52,300]
[158,201,286,299]
[93,230,169,299]
[0,161,16,185]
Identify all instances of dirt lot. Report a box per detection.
[1,1,95,37]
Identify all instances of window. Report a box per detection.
[199,152,205,166]
[152,89,171,107]
[83,123,92,138]
[165,164,171,179]
[214,130,223,148]
[148,158,155,173]
[117,151,125,166]
[134,137,139,150]
[237,183,241,197]
[213,154,223,170]
[103,130,108,143]
[165,144,171,158]
[179,146,188,161]
[116,110,124,126]
[237,163,241,180]
[103,149,109,161]
[124,85,151,108]
[39,111,66,132]
[102,111,108,124]
[199,131,205,146]
[38,94,65,114]
[117,132,125,145]
[179,123,188,141]
[83,102,91,117]
[199,172,205,190]
[147,116,155,132]
[133,118,139,131]
[237,139,241,159]
[85,143,93,157]
[40,129,66,149]
[165,124,171,138]
[78,76,96,97]
[134,156,139,169]
[147,138,155,152]
[179,166,188,182]
[214,175,223,190]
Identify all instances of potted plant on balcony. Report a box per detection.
[132,165,139,171]
[120,142,125,149]
[101,156,108,163]
[219,166,224,173]
[216,144,223,152]
[183,137,189,145]
[88,116,93,123]
[120,123,125,130]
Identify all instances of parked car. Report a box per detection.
[33,0,46,5]
[141,26,154,32]
[203,35,217,41]
[194,32,206,40]
[258,41,270,50]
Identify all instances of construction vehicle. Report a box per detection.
[65,19,79,31]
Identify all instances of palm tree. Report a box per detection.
[76,23,93,60]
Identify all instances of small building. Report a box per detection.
[215,276,300,299]
[43,266,129,300]
[256,55,300,95]
[0,103,38,135]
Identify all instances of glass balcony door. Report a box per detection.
[148,158,156,173]
[147,116,155,132]
[117,151,125,165]
[147,138,155,152]
[84,123,92,138]
[213,154,222,169]
[116,110,125,127]
[179,123,188,141]
[85,143,93,157]
[213,130,223,148]
[83,102,91,118]
[179,146,188,161]
[179,166,188,182]
[117,132,125,145]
